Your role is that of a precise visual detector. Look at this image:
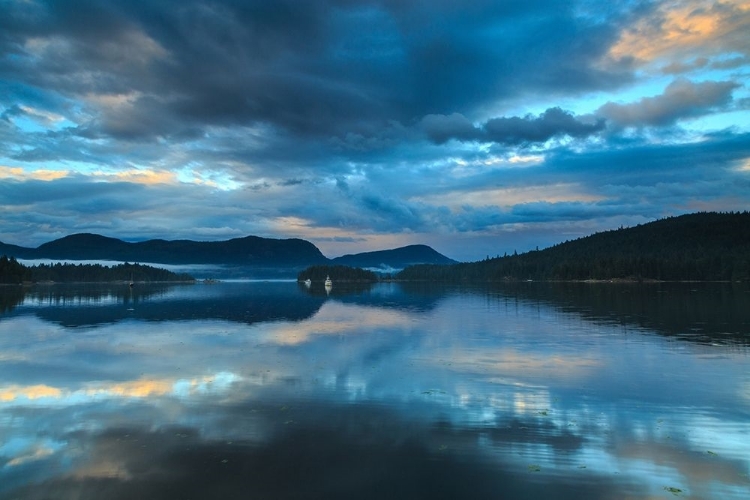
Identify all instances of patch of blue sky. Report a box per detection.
[686,109,750,133]
[9,108,76,134]
[175,166,242,191]
[11,115,48,134]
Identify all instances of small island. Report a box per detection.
[0,256,195,284]
[297,265,379,283]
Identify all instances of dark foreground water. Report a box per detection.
[1,281,748,499]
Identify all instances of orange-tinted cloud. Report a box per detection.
[0,384,62,401]
[610,1,750,65]
[0,166,69,181]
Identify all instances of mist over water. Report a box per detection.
[1,281,749,499]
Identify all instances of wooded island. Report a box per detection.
[0,258,194,284]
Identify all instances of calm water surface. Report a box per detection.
[0,281,748,499]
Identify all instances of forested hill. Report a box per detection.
[331,244,457,269]
[0,234,453,269]
[397,212,750,282]
[0,233,329,266]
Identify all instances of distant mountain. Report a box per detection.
[0,233,455,270]
[6,233,328,267]
[331,244,457,270]
[35,234,134,260]
[0,241,32,259]
[397,212,750,282]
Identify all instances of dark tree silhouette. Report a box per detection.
[0,259,194,283]
[397,212,750,282]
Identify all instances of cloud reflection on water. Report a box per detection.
[0,282,748,499]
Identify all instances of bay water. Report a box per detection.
[1,281,748,499]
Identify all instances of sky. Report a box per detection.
[1,0,749,262]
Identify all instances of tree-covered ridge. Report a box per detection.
[397,212,750,282]
[298,265,378,283]
[0,257,194,284]
[330,244,457,268]
[0,233,329,266]
[0,233,454,269]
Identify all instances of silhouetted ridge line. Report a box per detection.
[0,234,454,269]
[397,212,750,282]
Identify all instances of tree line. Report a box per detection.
[397,212,750,282]
[0,256,31,284]
[0,256,194,284]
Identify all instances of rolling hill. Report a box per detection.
[331,244,457,270]
[0,233,454,270]
[397,212,750,282]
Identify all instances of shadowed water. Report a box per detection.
[1,281,748,499]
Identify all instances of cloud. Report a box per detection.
[0,0,640,144]
[0,166,69,181]
[0,384,62,401]
[421,113,480,144]
[609,0,750,65]
[422,108,605,145]
[710,55,750,70]
[484,108,606,144]
[0,0,748,261]
[660,57,710,75]
[597,78,739,128]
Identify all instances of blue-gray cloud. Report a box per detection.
[420,78,741,145]
[0,0,641,144]
[597,78,740,128]
[421,108,606,145]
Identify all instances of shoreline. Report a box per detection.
[1,278,746,286]
[0,280,197,286]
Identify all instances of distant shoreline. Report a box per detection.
[1,280,197,286]
[2,279,746,290]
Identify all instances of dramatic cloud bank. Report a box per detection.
[1,0,748,260]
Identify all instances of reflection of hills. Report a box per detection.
[1,282,448,327]
[480,282,750,346]
[6,283,326,328]
[299,281,445,312]
[10,281,744,346]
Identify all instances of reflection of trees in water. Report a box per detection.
[10,283,327,328]
[483,282,750,346]
[391,281,750,346]
[9,281,745,345]
[0,286,25,313]
[21,283,176,304]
